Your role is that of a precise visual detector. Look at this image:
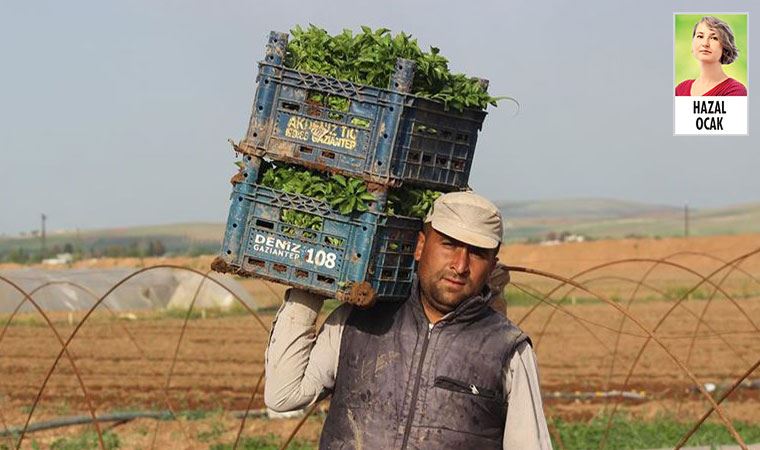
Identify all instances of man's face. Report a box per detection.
[414,225,498,314]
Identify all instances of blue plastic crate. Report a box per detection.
[212,156,421,304]
[236,31,487,191]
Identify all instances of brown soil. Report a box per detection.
[1,234,759,448]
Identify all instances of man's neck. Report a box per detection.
[420,300,443,324]
[419,291,445,324]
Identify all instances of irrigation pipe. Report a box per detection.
[675,357,760,449]
[0,408,278,437]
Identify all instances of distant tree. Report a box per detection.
[63,243,74,253]
[104,245,126,258]
[152,240,166,256]
[7,247,30,264]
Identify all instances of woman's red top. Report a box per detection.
[675,78,747,96]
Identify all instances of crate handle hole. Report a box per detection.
[247,257,265,268]
[316,275,335,285]
[299,146,313,154]
[255,219,275,230]
[408,152,421,162]
[282,102,300,112]
[322,151,336,159]
[421,154,432,163]
[295,270,308,278]
[273,264,287,273]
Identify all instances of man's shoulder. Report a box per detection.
[478,307,531,347]
[340,300,404,329]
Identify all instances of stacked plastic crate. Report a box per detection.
[212,31,488,305]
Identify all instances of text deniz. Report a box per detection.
[253,234,301,260]
[251,233,337,269]
[693,100,725,130]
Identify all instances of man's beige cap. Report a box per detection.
[424,191,503,249]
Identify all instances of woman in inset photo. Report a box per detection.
[675,16,747,96]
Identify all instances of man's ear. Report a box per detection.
[414,230,426,262]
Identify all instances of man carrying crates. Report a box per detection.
[264,191,551,449]
[212,27,551,449]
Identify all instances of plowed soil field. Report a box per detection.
[1,233,759,448]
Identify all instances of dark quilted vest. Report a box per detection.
[320,280,530,450]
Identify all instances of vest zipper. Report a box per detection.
[400,325,432,450]
[433,376,498,400]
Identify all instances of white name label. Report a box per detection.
[251,233,337,269]
[674,97,748,135]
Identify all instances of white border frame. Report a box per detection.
[672,12,750,136]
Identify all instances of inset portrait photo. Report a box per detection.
[674,13,748,135]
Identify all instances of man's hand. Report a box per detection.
[488,262,510,297]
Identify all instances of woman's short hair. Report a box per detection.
[692,16,739,64]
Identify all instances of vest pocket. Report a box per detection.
[434,376,499,400]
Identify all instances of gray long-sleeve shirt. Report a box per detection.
[265,289,552,449]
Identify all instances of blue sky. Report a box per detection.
[1,0,757,234]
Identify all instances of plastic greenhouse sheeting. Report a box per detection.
[0,268,259,313]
